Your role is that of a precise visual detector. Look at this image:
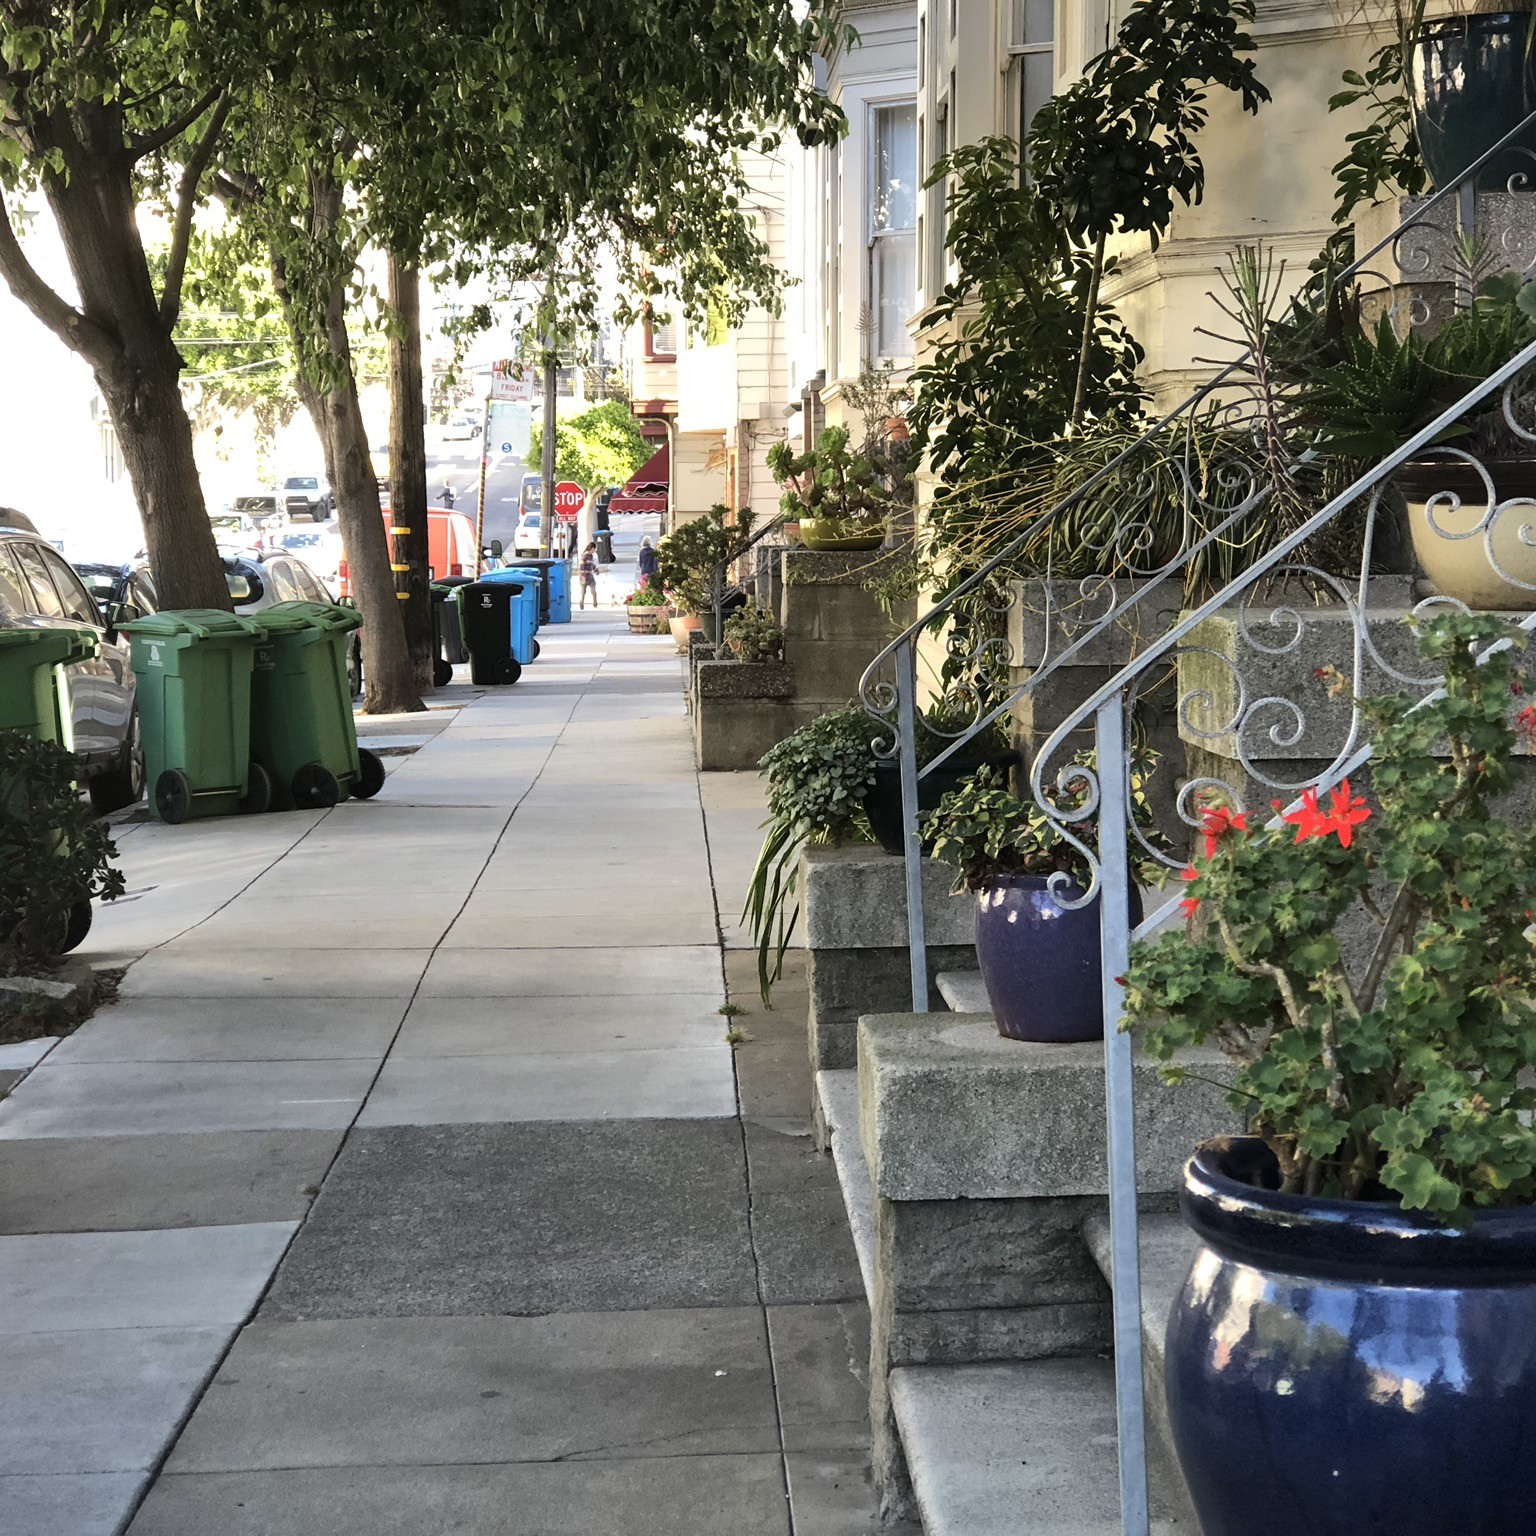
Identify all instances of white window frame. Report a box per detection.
[866,97,918,365]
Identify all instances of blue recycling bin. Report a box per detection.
[506,558,571,624]
[477,570,541,664]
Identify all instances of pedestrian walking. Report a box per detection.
[440,481,457,509]
[637,535,660,590]
[578,541,600,609]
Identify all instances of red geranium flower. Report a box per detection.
[1518,705,1536,742]
[1198,805,1249,861]
[1284,779,1371,849]
[1179,864,1200,920]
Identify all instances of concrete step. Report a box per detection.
[890,1358,1197,1535]
[1083,1210,1199,1487]
[815,1068,875,1299]
[935,969,989,1014]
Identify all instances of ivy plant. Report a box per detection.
[1126,613,1536,1217]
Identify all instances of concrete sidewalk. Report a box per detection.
[0,603,874,1535]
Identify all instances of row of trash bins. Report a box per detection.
[431,557,572,688]
[0,602,383,826]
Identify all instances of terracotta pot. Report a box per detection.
[669,613,704,652]
[799,518,886,552]
[1397,457,1536,609]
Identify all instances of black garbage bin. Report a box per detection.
[595,529,615,564]
[431,575,475,684]
[456,578,535,686]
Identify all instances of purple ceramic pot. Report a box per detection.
[973,874,1126,1043]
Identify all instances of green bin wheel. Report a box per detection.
[354,748,386,800]
[240,761,273,815]
[292,761,341,810]
[493,656,522,685]
[60,899,92,955]
[530,639,541,660]
[155,769,193,825]
[433,658,453,687]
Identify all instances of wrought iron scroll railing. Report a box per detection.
[858,109,1536,1536]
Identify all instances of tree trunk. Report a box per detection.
[386,255,434,692]
[1070,232,1109,431]
[96,346,231,609]
[0,108,231,610]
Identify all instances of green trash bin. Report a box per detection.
[122,610,269,824]
[0,627,101,748]
[249,601,386,811]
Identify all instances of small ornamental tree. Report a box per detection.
[1125,613,1536,1217]
[528,401,649,498]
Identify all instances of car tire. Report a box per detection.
[88,709,145,815]
[433,658,453,687]
[353,748,386,800]
[154,768,192,825]
[292,761,341,810]
[312,506,328,523]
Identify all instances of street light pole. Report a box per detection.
[539,333,557,557]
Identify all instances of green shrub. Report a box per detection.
[0,733,124,975]
[722,603,783,663]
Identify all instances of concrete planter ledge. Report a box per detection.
[693,659,795,699]
[857,1012,1240,1204]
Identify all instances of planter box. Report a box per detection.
[625,608,667,633]
[692,660,801,770]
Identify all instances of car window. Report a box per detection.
[265,560,302,603]
[41,548,104,626]
[132,573,158,612]
[0,545,33,616]
[289,560,330,602]
[11,541,66,618]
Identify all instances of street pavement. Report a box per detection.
[0,536,875,1536]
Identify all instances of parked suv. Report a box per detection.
[280,474,332,521]
[0,513,143,813]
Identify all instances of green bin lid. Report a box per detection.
[121,608,265,642]
[0,626,99,661]
[259,600,363,635]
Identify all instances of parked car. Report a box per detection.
[280,474,332,521]
[74,560,158,619]
[512,510,542,557]
[211,510,262,548]
[274,527,342,586]
[222,550,362,697]
[0,515,143,813]
[441,413,480,441]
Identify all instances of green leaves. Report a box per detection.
[1126,614,1536,1216]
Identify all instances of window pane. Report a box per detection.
[873,232,917,358]
[872,103,917,234]
[40,548,102,626]
[13,542,65,617]
[649,314,677,356]
[0,547,33,616]
[1012,0,1054,44]
[1022,51,1054,142]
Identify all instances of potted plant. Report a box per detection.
[721,602,784,663]
[1408,2,1536,192]
[924,765,1145,1043]
[1123,612,1536,1535]
[766,424,908,552]
[656,504,756,646]
[744,706,879,1001]
[623,578,669,633]
[862,702,1018,857]
[1289,276,1536,607]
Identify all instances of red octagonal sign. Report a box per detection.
[553,481,585,522]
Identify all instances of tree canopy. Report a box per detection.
[529,400,649,493]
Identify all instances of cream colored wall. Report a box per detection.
[670,430,729,521]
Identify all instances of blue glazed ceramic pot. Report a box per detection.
[1166,1137,1536,1536]
[973,874,1107,1042]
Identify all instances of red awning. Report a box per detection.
[609,443,669,514]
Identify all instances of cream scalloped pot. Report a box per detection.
[1406,493,1536,610]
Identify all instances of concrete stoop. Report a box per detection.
[815,984,1230,1533]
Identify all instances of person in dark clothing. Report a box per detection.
[637,536,660,589]
[440,481,457,509]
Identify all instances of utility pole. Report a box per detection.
[539,290,557,557]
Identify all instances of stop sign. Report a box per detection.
[553,481,585,522]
